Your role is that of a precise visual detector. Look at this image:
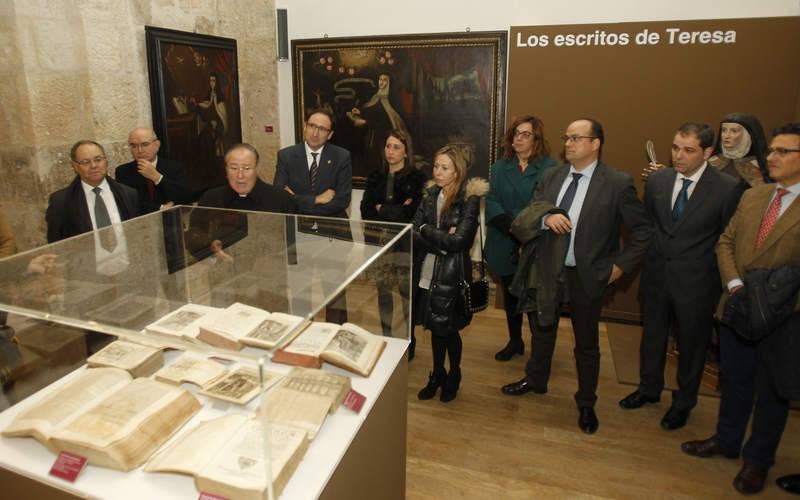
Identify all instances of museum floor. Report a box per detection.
[405,305,800,499]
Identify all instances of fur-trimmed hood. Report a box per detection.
[424,177,489,198]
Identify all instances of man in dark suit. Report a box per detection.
[47,140,139,244]
[273,108,352,324]
[682,123,800,495]
[115,127,192,213]
[502,118,651,434]
[619,123,740,430]
[273,108,352,218]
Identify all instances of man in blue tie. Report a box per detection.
[502,118,651,434]
[619,123,740,430]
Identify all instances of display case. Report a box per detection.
[0,206,412,499]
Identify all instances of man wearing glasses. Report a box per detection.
[115,127,192,213]
[502,118,651,435]
[46,140,139,244]
[274,108,352,218]
[682,123,800,495]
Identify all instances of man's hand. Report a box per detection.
[27,254,57,274]
[283,185,295,196]
[209,239,233,263]
[375,204,383,212]
[544,213,572,234]
[315,189,335,205]
[448,226,456,234]
[730,285,744,295]
[136,159,161,183]
[402,198,413,206]
[641,162,665,181]
[607,264,623,285]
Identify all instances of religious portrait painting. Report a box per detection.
[145,26,243,197]
[292,32,507,188]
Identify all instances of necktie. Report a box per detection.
[92,187,117,251]
[671,178,693,223]
[755,188,789,249]
[145,178,155,200]
[310,152,319,192]
[558,173,583,213]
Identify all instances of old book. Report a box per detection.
[87,293,156,330]
[146,304,221,342]
[145,414,308,500]
[197,303,305,352]
[279,367,351,413]
[276,322,386,377]
[87,339,163,377]
[199,367,283,405]
[154,353,228,387]
[261,387,334,440]
[239,312,306,351]
[2,367,201,471]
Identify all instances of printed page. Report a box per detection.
[154,353,228,387]
[87,340,162,373]
[281,321,340,357]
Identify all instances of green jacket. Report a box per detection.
[485,155,557,277]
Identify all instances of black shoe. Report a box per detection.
[618,390,660,409]
[418,371,445,400]
[578,407,599,434]
[440,369,461,403]
[408,333,416,362]
[661,406,691,430]
[494,340,524,361]
[776,473,800,494]
[734,462,768,495]
[501,378,547,396]
[681,437,740,459]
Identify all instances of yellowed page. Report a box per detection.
[281,321,339,357]
[154,353,228,387]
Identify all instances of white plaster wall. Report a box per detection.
[273,0,799,220]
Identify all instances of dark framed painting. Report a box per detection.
[145,26,242,198]
[292,31,507,188]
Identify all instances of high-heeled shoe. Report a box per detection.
[440,368,461,402]
[494,340,524,361]
[417,371,446,400]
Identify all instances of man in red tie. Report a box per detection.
[681,123,800,495]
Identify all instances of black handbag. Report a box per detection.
[459,220,489,313]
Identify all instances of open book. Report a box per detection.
[145,414,308,500]
[145,304,221,342]
[154,352,229,387]
[197,302,305,351]
[273,322,386,377]
[2,367,201,471]
[87,339,163,377]
[199,367,283,405]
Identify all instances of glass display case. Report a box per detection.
[0,206,411,499]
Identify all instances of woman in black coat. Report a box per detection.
[412,144,488,402]
[360,130,427,346]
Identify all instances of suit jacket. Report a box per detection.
[717,183,800,399]
[273,143,352,218]
[197,179,298,214]
[46,176,139,243]
[640,166,741,304]
[115,156,192,214]
[530,162,651,299]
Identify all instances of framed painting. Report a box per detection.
[292,31,507,188]
[145,26,242,197]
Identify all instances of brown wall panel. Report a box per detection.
[508,17,800,321]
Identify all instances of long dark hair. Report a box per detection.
[383,129,415,176]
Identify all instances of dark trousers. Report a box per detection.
[525,268,602,408]
[639,285,715,410]
[500,274,533,345]
[715,324,790,468]
[377,273,410,338]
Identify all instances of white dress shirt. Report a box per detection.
[552,160,598,267]
[304,143,325,171]
[81,179,129,275]
[670,162,707,208]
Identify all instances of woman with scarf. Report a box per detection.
[412,145,488,402]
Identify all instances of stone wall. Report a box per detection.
[0,0,279,250]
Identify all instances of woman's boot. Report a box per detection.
[417,370,446,400]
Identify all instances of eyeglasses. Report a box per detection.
[561,135,597,143]
[766,147,800,156]
[128,140,157,151]
[306,123,332,134]
[513,131,533,139]
[74,156,106,167]
[226,165,254,173]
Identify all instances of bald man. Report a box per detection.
[115,127,192,213]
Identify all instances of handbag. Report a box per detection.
[459,219,489,313]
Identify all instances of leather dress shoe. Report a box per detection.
[734,462,768,495]
[681,437,740,459]
[619,390,660,409]
[660,406,690,430]
[494,341,524,361]
[578,407,599,434]
[501,378,546,396]
[776,473,800,494]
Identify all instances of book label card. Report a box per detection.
[49,451,88,482]
[343,389,366,414]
